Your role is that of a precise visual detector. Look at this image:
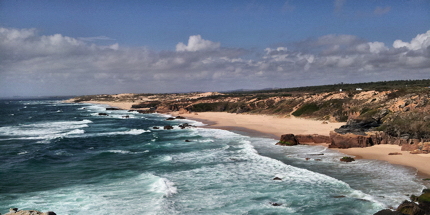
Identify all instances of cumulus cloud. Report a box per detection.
[374,6,391,15]
[176,35,220,52]
[0,27,430,97]
[393,30,430,50]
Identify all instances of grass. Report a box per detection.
[278,140,294,145]
[292,103,320,116]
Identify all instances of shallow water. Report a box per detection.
[0,99,426,214]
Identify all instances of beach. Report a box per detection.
[75,100,430,177]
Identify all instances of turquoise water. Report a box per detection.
[0,99,426,214]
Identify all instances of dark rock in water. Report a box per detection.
[153,126,159,129]
[276,134,299,146]
[128,110,134,112]
[305,158,311,161]
[4,208,57,215]
[122,115,129,119]
[185,139,191,142]
[418,191,430,212]
[164,125,174,130]
[269,202,282,206]
[333,195,346,198]
[396,200,424,215]
[273,177,282,180]
[166,117,175,121]
[373,209,404,215]
[179,123,191,129]
[175,116,186,119]
[98,113,108,116]
[340,157,355,162]
[106,107,120,110]
[306,153,324,156]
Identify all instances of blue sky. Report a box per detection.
[0,0,429,96]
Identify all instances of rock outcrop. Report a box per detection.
[295,134,330,143]
[329,131,376,148]
[4,208,56,215]
[374,189,430,215]
[276,134,299,146]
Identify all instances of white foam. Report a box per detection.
[18,151,28,155]
[6,173,173,214]
[150,177,178,197]
[106,150,148,155]
[0,120,91,142]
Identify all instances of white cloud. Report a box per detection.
[1,27,430,97]
[393,30,430,50]
[368,42,388,53]
[176,35,220,52]
[78,36,115,42]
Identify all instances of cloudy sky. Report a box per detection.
[0,0,429,97]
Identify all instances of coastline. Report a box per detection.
[69,100,430,178]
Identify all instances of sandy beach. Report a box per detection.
[73,100,430,177]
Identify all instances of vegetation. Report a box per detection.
[278,140,294,145]
[70,79,430,141]
[340,157,355,162]
[292,103,320,116]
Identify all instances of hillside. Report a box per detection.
[69,79,430,149]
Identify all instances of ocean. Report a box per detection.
[0,99,427,215]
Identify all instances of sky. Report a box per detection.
[0,0,429,97]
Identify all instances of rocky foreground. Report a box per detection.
[2,208,55,215]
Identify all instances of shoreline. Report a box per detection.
[181,112,430,178]
[69,100,430,178]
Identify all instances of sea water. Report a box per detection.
[0,99,427,214]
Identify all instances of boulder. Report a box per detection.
[106,107,120,110]
[373,209,404,215]
[178,123,191,129]
[153,126,159,129]
[4,208,56,215]
[340,157,355,162]
[418,192,430,212]
[295,134,330,143]
[164,125,174,130]
[273,177,282,180]
[166,117,175,121]
[269,202,282,206]
[175,116,186,119]
[329,131,374,148]
[396,200,424,215]
[98,113,108,116]
[421,143,430,154]
[388,152,402,155]
[276,134,299,146]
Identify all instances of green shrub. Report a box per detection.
[292,103,320,116]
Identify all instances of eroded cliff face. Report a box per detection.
[70,81,430,151]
